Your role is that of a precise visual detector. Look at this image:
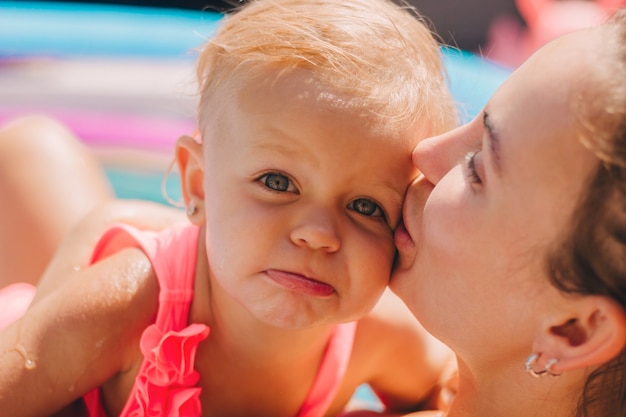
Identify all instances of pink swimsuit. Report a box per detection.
[76,223,358,417]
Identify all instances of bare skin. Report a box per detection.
[0,115,114,287]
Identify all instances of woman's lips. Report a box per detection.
[394,175,431,270]
[266,269,335,297]
[394,220,414,250]
[394,220,416,270]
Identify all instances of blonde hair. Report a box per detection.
[195,0,457,138]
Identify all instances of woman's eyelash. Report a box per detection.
[464,152,482,184]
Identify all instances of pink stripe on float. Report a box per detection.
[0,107,195,153]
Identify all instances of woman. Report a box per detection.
[391,9,626,417]
[3,7,625,417]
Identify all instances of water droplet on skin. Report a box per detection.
[15,344,36,370]
[73,265,81,271]
[24,359,36,370]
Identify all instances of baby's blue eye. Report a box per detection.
[258,172,297,193]
[348,198,384,218]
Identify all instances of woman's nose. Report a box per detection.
[290,208,341,253]
[413,118,479,184]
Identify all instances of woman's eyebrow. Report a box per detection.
[483,111,502,176]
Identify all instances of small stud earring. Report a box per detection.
[187,203,197,217]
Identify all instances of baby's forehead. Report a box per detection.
[199,66,427,156]
[236,67,425,131]
[234,67,365,105]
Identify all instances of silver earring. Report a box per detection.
[186,203,197,217]
[525,353,562,378]
[525,353,544,378]
[544,358,562,377]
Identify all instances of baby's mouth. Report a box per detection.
[266,269,335,297]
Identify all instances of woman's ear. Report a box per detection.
[533,296,626,373]
[175,135,205,225]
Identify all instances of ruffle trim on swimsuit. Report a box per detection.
[124,322,210,417]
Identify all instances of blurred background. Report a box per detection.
[26,0,624,67]
[1,0,622,202]
[30,0,525,53]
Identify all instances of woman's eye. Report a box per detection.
[348,198,385,219]
[464,152,482,184]
[258,172,298,193]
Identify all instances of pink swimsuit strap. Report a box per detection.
[84,223,209,417]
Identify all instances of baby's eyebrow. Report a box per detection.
[250,139,300,156]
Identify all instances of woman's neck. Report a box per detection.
[447,358,582,417]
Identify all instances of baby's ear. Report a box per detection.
[533,296,626,373]
[175,135,205,225]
